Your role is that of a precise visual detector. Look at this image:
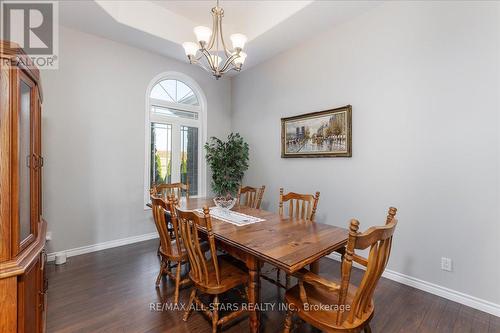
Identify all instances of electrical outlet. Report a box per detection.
[441,257,452,271]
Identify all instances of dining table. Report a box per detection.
[155,196,349,333]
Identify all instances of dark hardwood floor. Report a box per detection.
[46,239,499,333]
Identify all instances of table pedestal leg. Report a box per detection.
[247,256,260,333]
[310,260,320,274]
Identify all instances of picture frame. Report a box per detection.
[281,105,352,158]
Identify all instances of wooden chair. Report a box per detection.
[270,188,320,289]
[282,207,398,333]
[150,195,190,303]
[237,185,266,209]
[279,188,320,221]
[150,182,189,256]
[151,182,190,200]
[177,205,248,333]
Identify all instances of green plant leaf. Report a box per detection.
[204,133,250,196]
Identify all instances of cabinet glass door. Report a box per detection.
[19,79,33,245]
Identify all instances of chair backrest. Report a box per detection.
[151,182,190,201]
[175,205,221,287]
[337,207,398,325]
[237,185,266,209]
[150,195,182,256]
[279,188,320,221]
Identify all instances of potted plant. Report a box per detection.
[204,133,249,210]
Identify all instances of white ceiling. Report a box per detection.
[59,0,380,74]
[156,1,313,41]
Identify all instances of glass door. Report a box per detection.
[17,72,37,251]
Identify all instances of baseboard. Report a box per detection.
[46,232,159,262]
[327,253,500,317]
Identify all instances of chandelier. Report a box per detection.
[182,0,247,79]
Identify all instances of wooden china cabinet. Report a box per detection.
[0,41,47,333]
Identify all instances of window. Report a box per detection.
[145,74,206,206]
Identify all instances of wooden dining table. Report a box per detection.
[157,196,348,332]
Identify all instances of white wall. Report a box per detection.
[42,26,232,253]
[231,1,500,305]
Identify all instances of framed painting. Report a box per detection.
[281,105,352,158]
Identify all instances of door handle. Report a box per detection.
[32,154,44,170]
[41,248,46,270]
[38,291,46,310]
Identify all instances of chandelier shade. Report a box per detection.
[230,33,247,50]
[182,0,248,79]
[182,42,199,57]
[193,26,212,44]
[233,51,247,65]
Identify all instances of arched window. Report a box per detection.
[145,73,206,205]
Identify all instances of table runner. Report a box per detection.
[195,207,265,226]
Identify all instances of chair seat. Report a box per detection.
[160,239,210,260]
[190,255,248,295]
[285,278,373,332]
[159,239,187,260]
[161,239,212,260]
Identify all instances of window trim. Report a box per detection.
[150,98,201,113]
[144,72,207,209]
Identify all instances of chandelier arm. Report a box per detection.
[218,14,232,57]
[190,51,203,62]
[197,61,216,75]
[189,56,215,75]
[220,64,237,75]
[206,9,218,51]
[219,53,240,73]
[200,48,217,72]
